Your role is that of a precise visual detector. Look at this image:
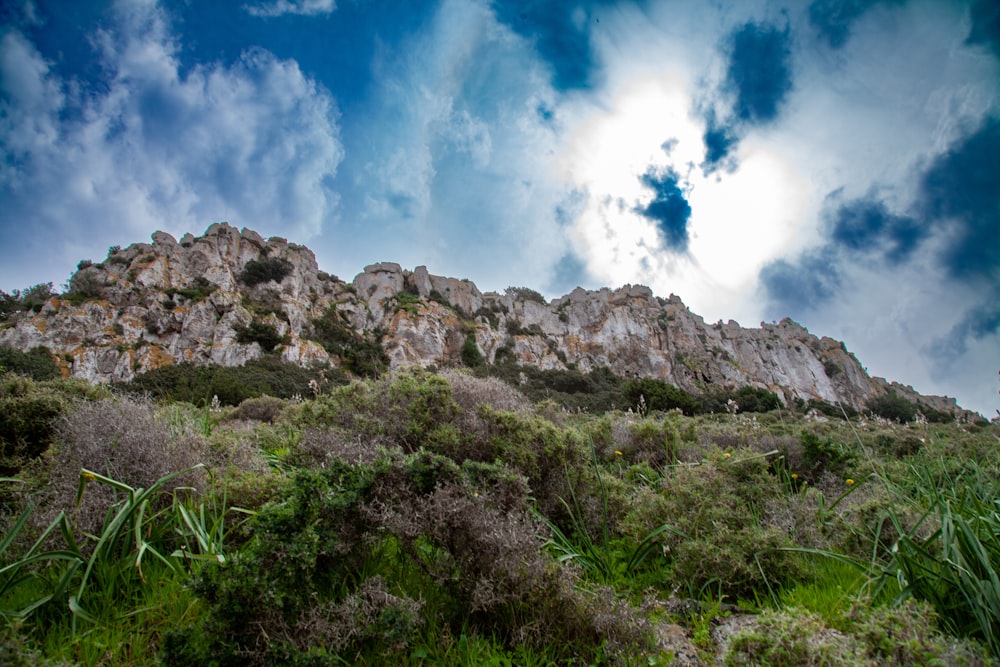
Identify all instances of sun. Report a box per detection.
[558,74,813,322]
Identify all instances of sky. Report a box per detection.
[0,0,998,416]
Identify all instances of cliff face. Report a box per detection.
[0,223,964,413]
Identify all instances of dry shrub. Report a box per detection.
[33,397,208,539]
[228,395,286,423]
[291,427,395,468]
[363,478,652,661]
[295,576,425,656]
[438,368,530,414]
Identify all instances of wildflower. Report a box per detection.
[791,473,798,479]
[614,450,623,457]
[846,478,855,485]
[724,452,731,458]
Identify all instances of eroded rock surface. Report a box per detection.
[0,223,967,414]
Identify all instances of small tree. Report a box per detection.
[239,257,292,287]
[235,320,284,352]
[461,333,484,367]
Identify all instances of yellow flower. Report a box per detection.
[791,473,798,479]
[614,450,623,457]
[846,478,855,485]
[724,452,731,458]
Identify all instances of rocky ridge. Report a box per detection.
[0,223,967,414]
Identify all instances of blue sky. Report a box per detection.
[1,0,998,415]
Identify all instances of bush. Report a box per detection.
[461,332,484,367]
[504,286,546,304]
[731,386,782,413]
[723,607,865,666]
[64,268,105,303]
[485,363,623,413]
[310,306,388,378]
[622,378,700,415]
[0,374,69,474]
[239,257,292,287]
[122,358,325,405]
[622,449,803,598]
[229,395,287,423]
[289,368,459,453]
[11,397,209,544]
[867,392,918,423]
[161,455,651,666]
[0,346,60,381]
[235,319,284,352]
[167,276,217,302]
[0,283,53,319]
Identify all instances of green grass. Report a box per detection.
[1,370,996,665]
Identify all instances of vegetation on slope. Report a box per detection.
[0,362,997,665]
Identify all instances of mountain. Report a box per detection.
[0,222,970,415]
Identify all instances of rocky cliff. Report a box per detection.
[0,223,966,414]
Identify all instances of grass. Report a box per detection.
[1,368,997,665]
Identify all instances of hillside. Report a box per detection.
[0,222,970,416]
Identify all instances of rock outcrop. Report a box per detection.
[0,223,969,414]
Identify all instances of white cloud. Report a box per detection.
[0,0,343,290]
[0,30,63,161]
[245,0,336,18]
[326,0,573,292]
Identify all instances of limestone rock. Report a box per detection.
[0,223,972,416]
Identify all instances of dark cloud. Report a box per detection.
[547,251,596,295]
[700,20,794,175]
[918,116,1000,281]
[966,0,1000,57]
[807,0,905,49]
[635,167,692,251]
[826,191,924,264]
[929,299,1000,359]
[701,110,738,174]
[725,21,793,125]
[492,1,606,90]
[759,248,841,314]
[761,116,999,338]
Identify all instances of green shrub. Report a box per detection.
[622,378,700,415]
[394,290,421,314]
[63,268,105,304]
[168,276,217,302]
[866,392,918,423]
[460,332,484,367]
[622,450,803,598]
[0,283,53,319]
[161,456,650,666]
[504,286,546,304]
[0,346,60,381]
[485,363,623,413]
[0,375,69,474]
[724,607,865,666]
[731,386,783,413]
[239,257,292,287]
[229,395,287,423]
[235,319,284,352]
[801,430,854,470]
[122,358,325,405]
[309,307,388,378]
[288,368,459,453]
